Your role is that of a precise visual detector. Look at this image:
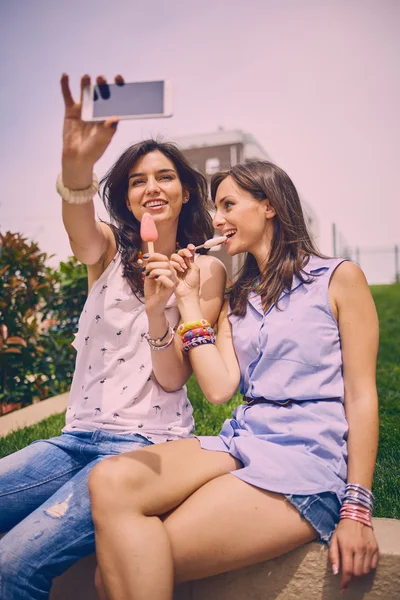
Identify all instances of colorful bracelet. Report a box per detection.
[340,484,374,528]
[340,513,373,528]
[177,319,211,337]
[182,326,214,342]
[183,335,216,353]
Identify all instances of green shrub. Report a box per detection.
[0,232,87,413]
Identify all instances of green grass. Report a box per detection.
[1,284,399,517]
[0,412,66,459]
[370,284,400,518]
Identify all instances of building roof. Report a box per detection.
[174,129,270,161]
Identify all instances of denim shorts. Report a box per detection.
[285,491,341,545]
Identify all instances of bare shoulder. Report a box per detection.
[329,260,377,322]
[196,254,227,282]
[330,260,368,289]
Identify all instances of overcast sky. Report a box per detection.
[1,0,399,283]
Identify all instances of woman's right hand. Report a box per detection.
[60,74,120,189]
[170,246,201,301]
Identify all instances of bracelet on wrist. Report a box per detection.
[56,172,99,204]
[144,325,170,346]
[183,335,216,353]
[145,327,175,351]
[177,319,211,337]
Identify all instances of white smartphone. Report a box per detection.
[81,80,172,122]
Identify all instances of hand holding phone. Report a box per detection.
[81,79,173,122]
[60,74,121,189]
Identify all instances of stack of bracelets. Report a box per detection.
[177,319,216,353]
[144,325,175,351]
[340,483,374,528]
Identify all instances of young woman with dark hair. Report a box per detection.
[90,160,379,599]
[0,75,226,599]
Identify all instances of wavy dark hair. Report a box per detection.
[211,161,324,317]
[100,139,214,298]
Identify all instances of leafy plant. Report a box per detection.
[0,232,87,413]
[0,232,55,411]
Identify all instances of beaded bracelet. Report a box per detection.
[177,319,211,337]
[183,335,216,353]
[56,173,99,205]
[145,327,175,351]
[144,325,171,346]
[182,326,214,342]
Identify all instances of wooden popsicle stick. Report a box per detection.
[147,241,155,254]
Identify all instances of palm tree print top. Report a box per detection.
[64,253,194,443]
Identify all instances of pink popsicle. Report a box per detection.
[140,213,158,253]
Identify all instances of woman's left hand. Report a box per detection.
[329,518,379,593]
[142,253,179,316]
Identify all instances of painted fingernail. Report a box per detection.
[142,253,149,259]
[154,276,159,279]
[332,565,339,575]
[111,122,118,129]
[141,267,146,272]
[145,273,150,277]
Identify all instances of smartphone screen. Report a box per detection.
[92,81,165,118]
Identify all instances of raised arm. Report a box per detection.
[59,74,120,271]
[144,252,228,392]
[328,261,379,593]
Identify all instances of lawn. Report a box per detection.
[1,284,399,518]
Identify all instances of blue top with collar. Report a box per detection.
[197,254,350,498]
[230,255,345,403]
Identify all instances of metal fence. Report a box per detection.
[332,224,399,285]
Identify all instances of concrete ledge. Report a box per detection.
[0,392,68,437]
[49,517,400,599]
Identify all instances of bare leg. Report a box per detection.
[164,474,318,583]
[94,566,108,600]
[89,438,239,600]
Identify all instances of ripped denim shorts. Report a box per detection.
[285,491,341,545]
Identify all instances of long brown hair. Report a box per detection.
[100,139,214,298]
[211,161,324,316]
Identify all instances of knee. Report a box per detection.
[89,457,125,513]
[88,455,151,519]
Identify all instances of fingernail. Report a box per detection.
[141,267,146,272]
[142,253,149,259]
[332,565,339,575]
[154,276,159,279]
[111,122,118,129]
[145,273,150,277]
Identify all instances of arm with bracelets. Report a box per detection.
[327,262,379,594]
[170,247,240,405]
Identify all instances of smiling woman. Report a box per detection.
[0,74,227,600]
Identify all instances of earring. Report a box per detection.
[183,197,189,204]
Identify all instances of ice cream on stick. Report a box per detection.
[140,213,158,253]
[193,236,227,252]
